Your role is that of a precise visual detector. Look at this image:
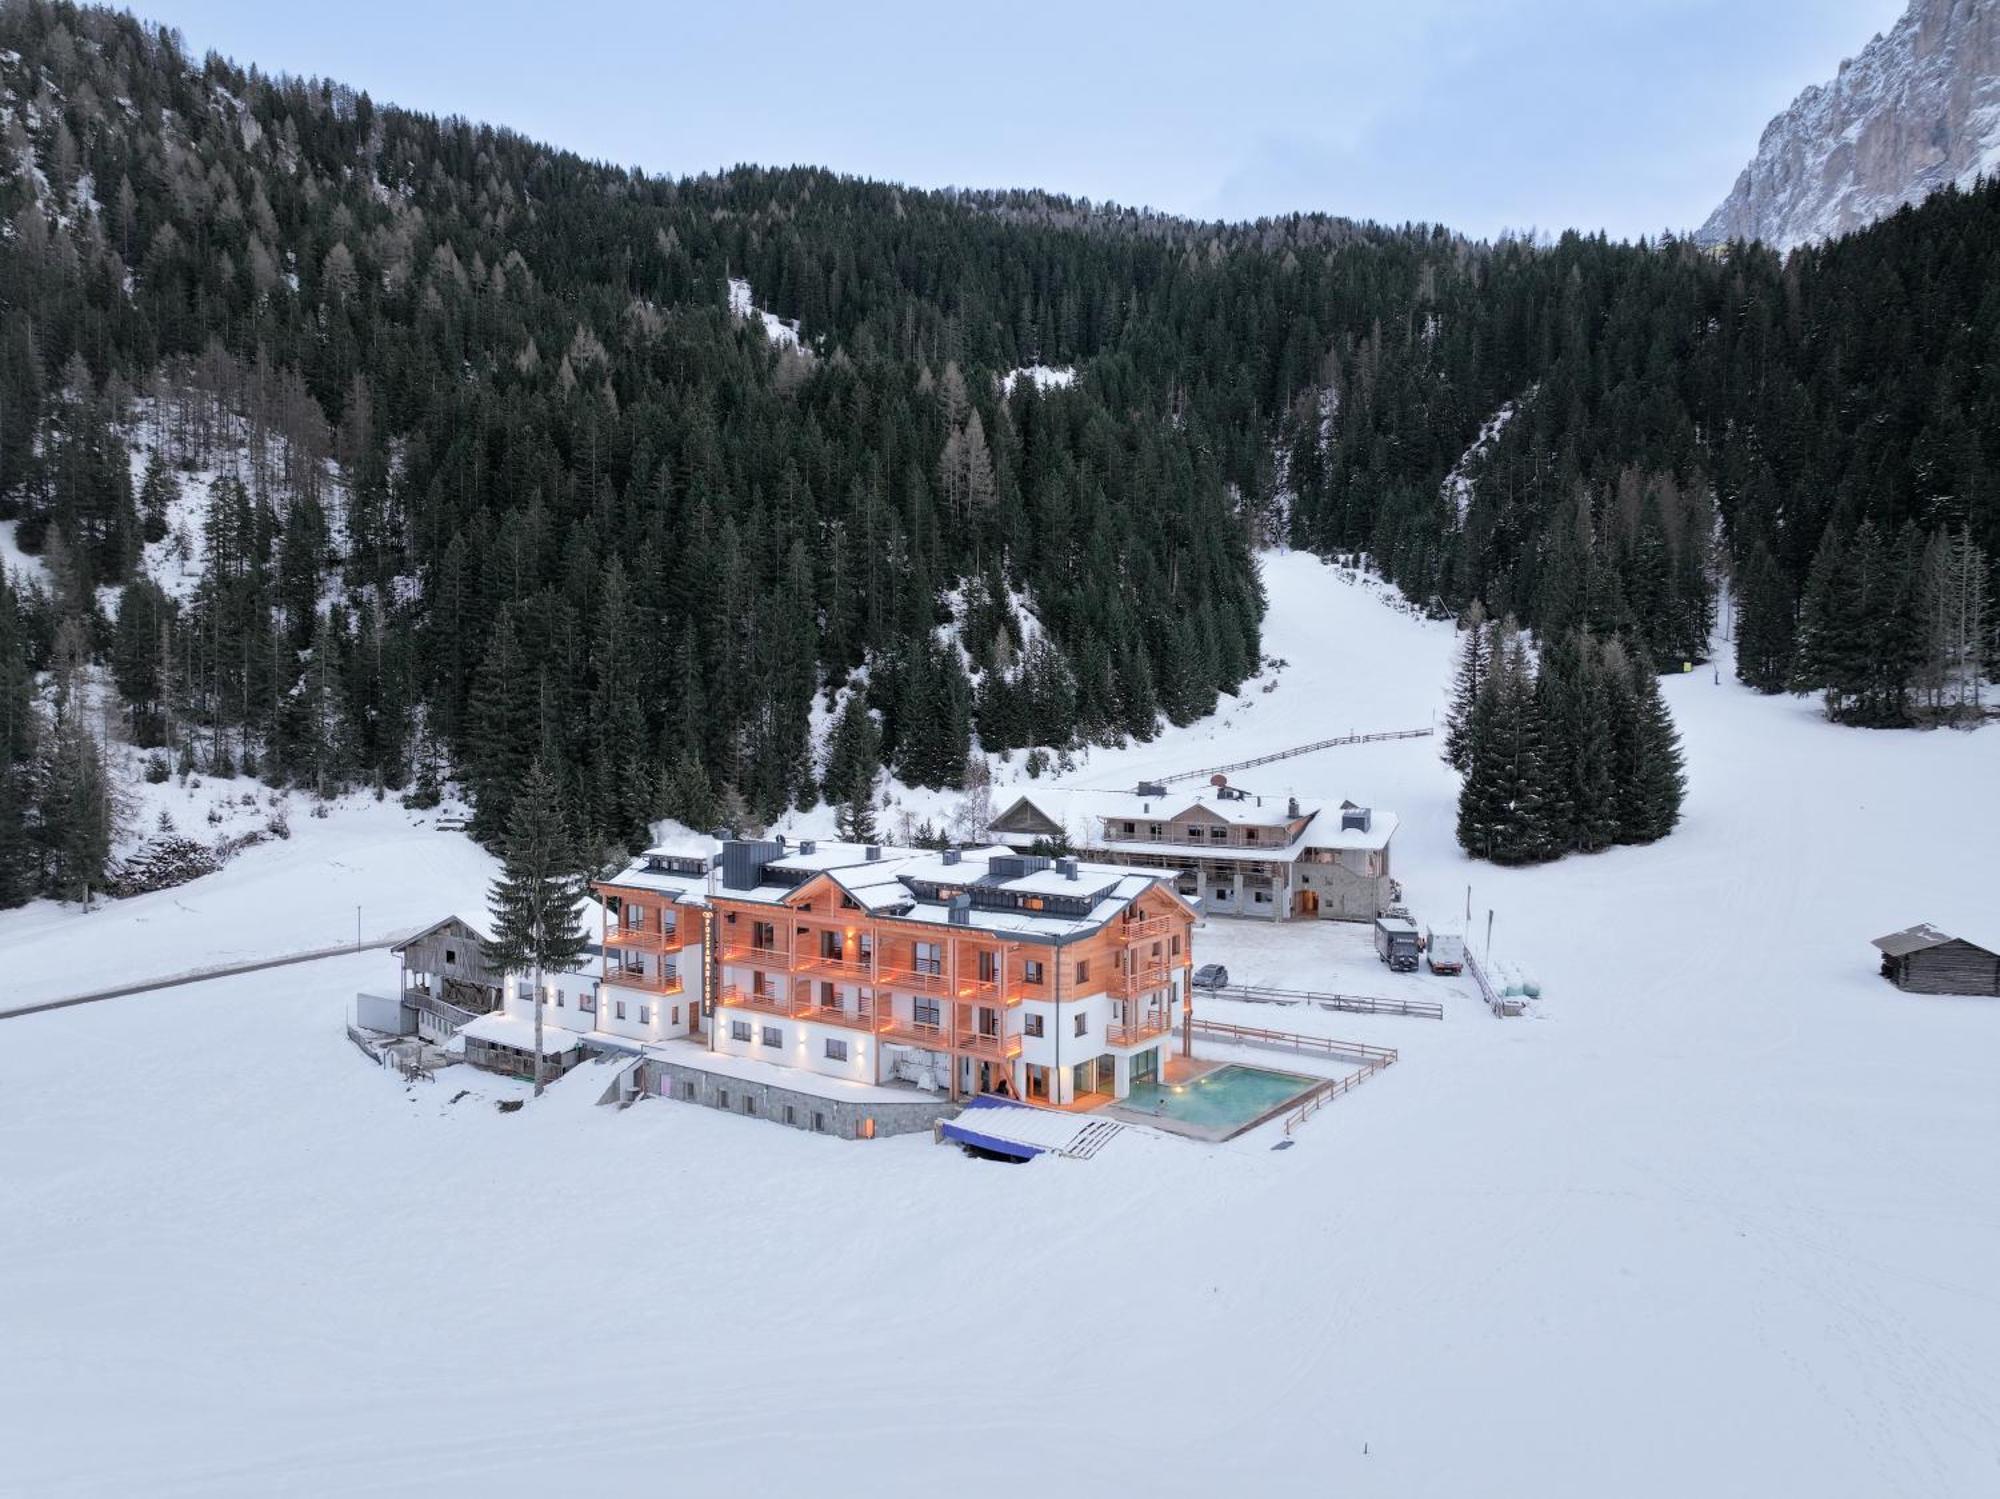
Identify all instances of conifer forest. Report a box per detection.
[1,1,1996,900]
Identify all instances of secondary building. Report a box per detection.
[1871,924,2000,996]
[987,776,1397,922]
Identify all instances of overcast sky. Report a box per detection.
[158,0,1910,241]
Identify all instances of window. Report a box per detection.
[1074,1012,1088,1037]
[1075,959,1090,984]
[785,1105,797,1125]
[858,1117,876,1140]
[635,1004,648,1024]
[812,1112,828,1133]
[1149,823,1161,837]
[977,950,999,983]
[752,971,771,998]
[555,991,564,1009]
[821,932,843,960]
[824,1038,850,1062]
[1172,935,1182,956]
[730,1020,752,1043]
[820,981,837,1009]
[914,941,942,976]
[1024,959,1045,984]
[742,1096,756,1115]
[615,1000,626,1020]
[671,1005,680,1025]
[579,991,596,1013]
[681,1081,696,1100]
[717,1090,729,1109]
[1122,821,1136,834]
[914,998,941,1028]
[444,947,457,964]
[1024,1013,1044,1038]
[752,920,776,951]
[1254,891,1270,904]
[761,1026,782,1048]
[977,1007,999,1038]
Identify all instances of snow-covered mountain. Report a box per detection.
[1699,0,2000,252]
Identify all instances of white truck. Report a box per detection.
[1425,925,1466,976]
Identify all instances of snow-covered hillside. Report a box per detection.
[4,549,1998,1495]
[1700,0,2000,251]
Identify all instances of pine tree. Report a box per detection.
[1613,646,1686,844]
[484,759,589,1097]
[1442,601,1490,771]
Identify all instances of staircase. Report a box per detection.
[1060,1119,1126,1160]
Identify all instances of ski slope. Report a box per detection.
[5,550,1999,1497]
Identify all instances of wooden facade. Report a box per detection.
[709,873,1196,1105]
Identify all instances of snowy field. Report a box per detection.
[5,550,1999,1496]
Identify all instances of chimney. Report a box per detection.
[948,893,972,926]
[799,838,816,855]
[1288,797,1300,818]
[865,844,881,861]
[942,848,961,866]
[1057,856,1079,880]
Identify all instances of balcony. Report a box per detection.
[795,951,876,982]
[797,1002,887,1034]
[1113,964,1175,999]
[1119,915,1176,943]
[1107,1016,1173,1047]
[716,986,792,1017]
[874,963,951,996]
[954,1029,1024,1060]
[880,1015,950,1047]
[720,942,791,968]
[606,925,665,950]
[605,968,685,996]
[951,973,1004,1003]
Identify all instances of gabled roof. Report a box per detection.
[392,913,490,953]
[1872,923,1996,958]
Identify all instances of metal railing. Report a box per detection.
[1189,1017,1399,1067]
[1201,981,1442,1021]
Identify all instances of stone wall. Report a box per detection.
[638,1057,954,1141]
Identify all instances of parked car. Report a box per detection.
[1192,963,1230,991]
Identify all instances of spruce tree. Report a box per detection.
[484,759,589,1097]
[1442,601,1490,771]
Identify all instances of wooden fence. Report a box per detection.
[1158,727,1433,785]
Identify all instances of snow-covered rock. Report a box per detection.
[1700,0,2000,252]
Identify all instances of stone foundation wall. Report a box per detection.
[638,1058,953,1140]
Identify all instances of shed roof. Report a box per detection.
[1872,923,1997,959]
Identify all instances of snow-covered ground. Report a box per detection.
[5,549,1999,1495]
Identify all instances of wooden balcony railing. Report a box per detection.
[716,986,792,1016]
[874,963,951,995]
[795,951,876,982]
[799,1003,888,1034]
[1107,1016,1172,1046]
[880,1016,950,1047]
[954,1029,1024,1060]
[605,968,685,996]
[720,942,791,967]
[1119,915,1175,942]
[1113,964,1175,998]
[606,925,665,950]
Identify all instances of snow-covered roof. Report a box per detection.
[1872,923,1997,958]
[992,783,1397,853]
[458,1012,584,1056]
[715,840,1184,942]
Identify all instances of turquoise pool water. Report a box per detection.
[1119,1064,1320,1131]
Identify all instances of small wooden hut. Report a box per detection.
[1871,925,2000,997]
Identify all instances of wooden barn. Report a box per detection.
[1871,925,2000,997]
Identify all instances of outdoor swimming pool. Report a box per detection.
[1116,1064,1323,1136]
